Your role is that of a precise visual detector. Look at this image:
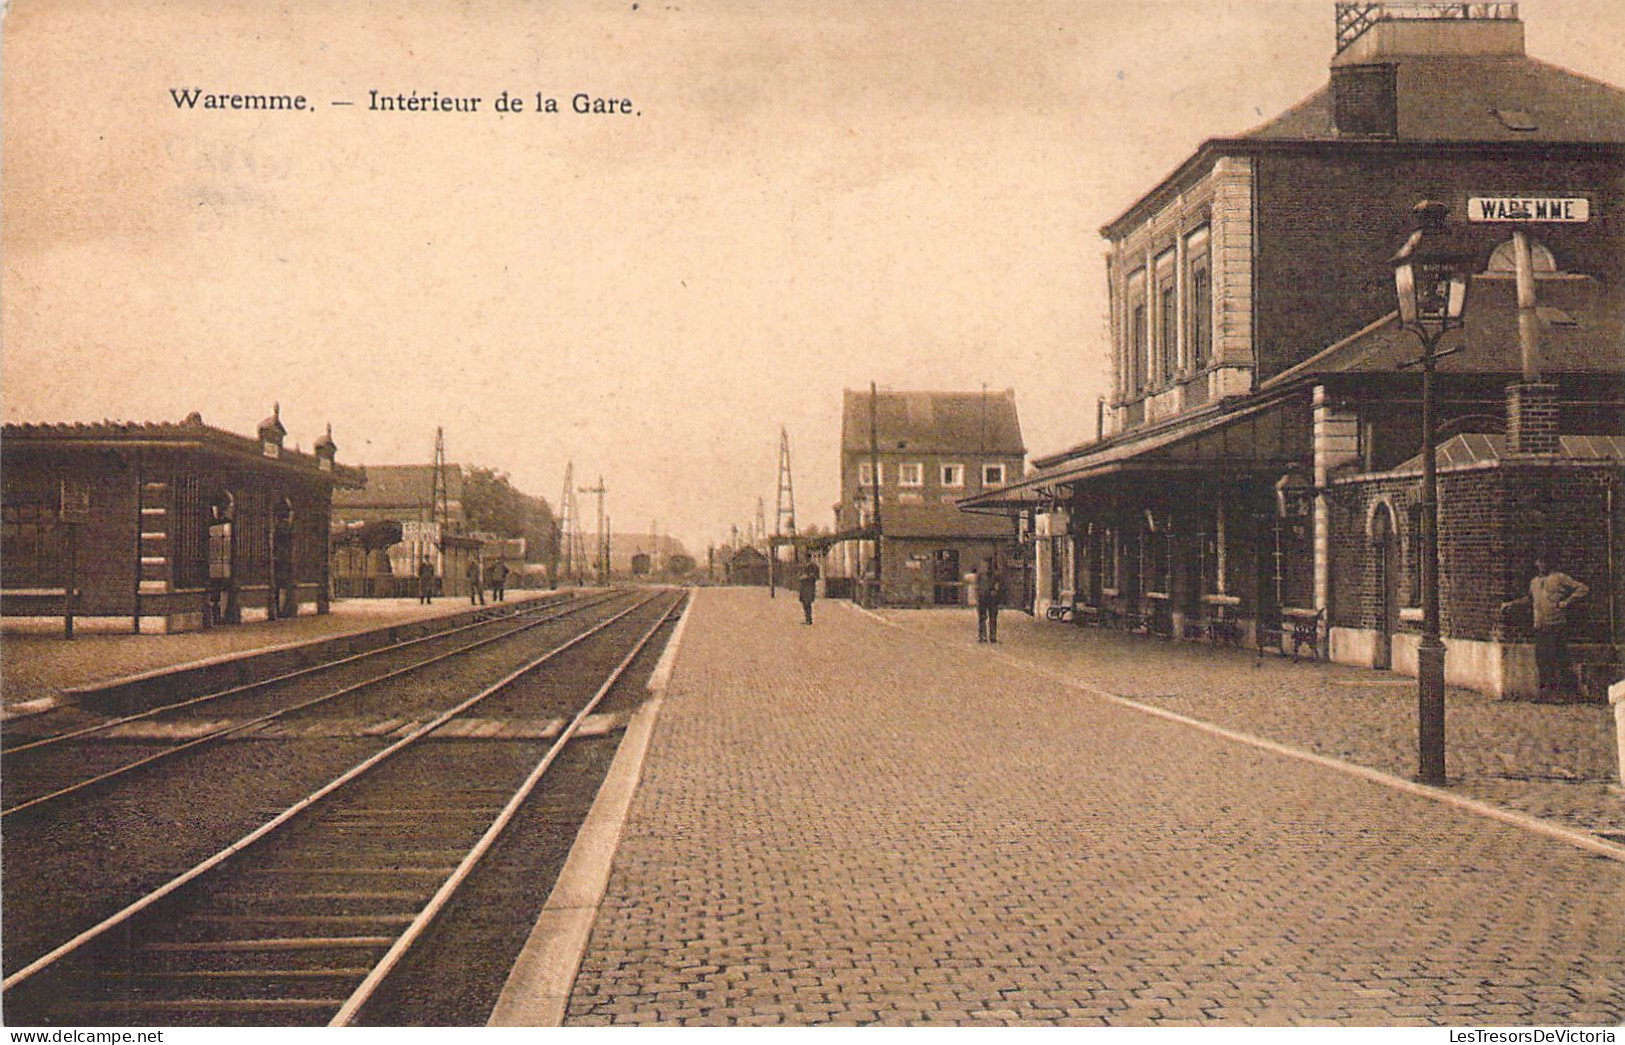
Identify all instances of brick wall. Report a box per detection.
[1329,461,1621,644]
[1254,150,1624,382]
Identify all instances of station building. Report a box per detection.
[963,4,1625,698]
[829,388,1026,606]
[1,407,360,633]
[330,463,483,598]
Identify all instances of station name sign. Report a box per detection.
[1467,196,1590,223]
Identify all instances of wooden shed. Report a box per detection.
[2,408,362,633]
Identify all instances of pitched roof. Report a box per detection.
[1262,275,1624,388]
[1244,57,1625,143]
[840,389,1025,455]
[1382,432,1625,478]
[881,502,1019,540]
[333,463,463,509]
[1,415,362,486]
[1103,33,1625,238]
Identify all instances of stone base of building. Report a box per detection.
[134,612,207,634]
[1329,626,1615,702]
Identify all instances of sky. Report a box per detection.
[5,0,1624,555]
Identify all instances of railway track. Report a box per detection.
[3,588,686,1026]
[1,590,627,817]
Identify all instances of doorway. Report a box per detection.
[933,549,961,606]
[207,491,237,624]
[1372,503,1401,670]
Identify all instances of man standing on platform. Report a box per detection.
[797,557,820,625]
[417,556,435,604]
[1503,555,1589,699]
[490,560,509,602]
[466,556,485,606]
[975,557,1005,644]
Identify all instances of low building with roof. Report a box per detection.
[1,407,361,633]
[330,463,482,598]
[963,3,1624,699]
[829,388,1026,607]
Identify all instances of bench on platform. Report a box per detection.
[1,588,77,615]
[1045,598,1101,627]
[1258,607,1323,662]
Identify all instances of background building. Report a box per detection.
[330,463,482,597]
[830,388,1026,606]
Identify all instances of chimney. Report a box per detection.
[1330,63,1398,137]
[1506,382,1560,456]
[314,423,338,472]
[258,403,287,458]
[1329,3,1525,137]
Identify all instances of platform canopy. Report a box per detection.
[958,393,1311,517]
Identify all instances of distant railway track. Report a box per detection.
[3,588,686,1026]
[1,590,628,817]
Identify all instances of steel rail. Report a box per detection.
[1,590,664,993]
[5,591,615,756]
[329,590,685,1025]
[1,592,633,818]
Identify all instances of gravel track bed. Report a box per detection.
[2,598,640,977]
[165,597,619,724]
[471,595,672,721]
[3,737,381,977]
[357,736,618,1026]
[3,740,177,810]
[2,597,635,824]
[2,589,683,1022]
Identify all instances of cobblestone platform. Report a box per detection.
[885,608,1623,837]
[564,589,1625,1026]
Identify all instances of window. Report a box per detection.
[1159,282,1179,382]
[898,462,923,487]
[1130,303,1148,394]
[857,461,880,488]
[1100,527,1119,591]
[1185,226,1212,369]
[982,463,1006,487]
[1,502,62,588]
[1125,267,1147,396]
[940,463,964,488]
[1189,261,1212,366]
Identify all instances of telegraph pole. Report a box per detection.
[579,475,607,585]
[869,381,883,606]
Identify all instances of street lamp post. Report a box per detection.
[1390,200,1473,786]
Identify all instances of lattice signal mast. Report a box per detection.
[775,426,797,538]
[431,427,452,534]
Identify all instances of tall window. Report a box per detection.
[1126,268,1147,396]
[858,461,880,488]
[940,463,964,487]
[1186,226,1212,367]
[982,463,1006,487]
[898,463,923,487]
[1131,304,1148,393]
[1159,282,1178,382]
[1101,527,1119,590]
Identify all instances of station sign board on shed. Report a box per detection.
[1467,197,1591,223]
